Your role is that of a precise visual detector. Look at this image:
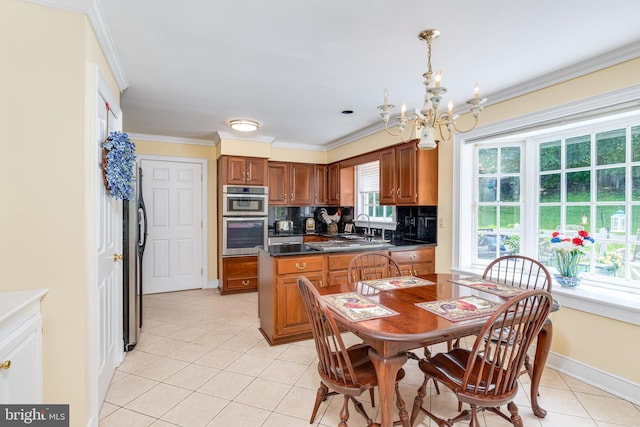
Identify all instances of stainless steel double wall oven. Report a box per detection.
[221,185,269,256]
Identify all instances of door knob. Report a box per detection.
[0,360,10,370]
[113,253,124,261]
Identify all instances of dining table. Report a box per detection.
[317,273,553,427]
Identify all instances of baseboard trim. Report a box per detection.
[544,349,640,405]
[205,280,219,289]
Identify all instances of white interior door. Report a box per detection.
[96,97,123,403]
[141,159,204,294]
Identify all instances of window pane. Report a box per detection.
[596,128,626,165]
[540,174,560,202]
[478,206,496,230]
[632,125,640,162]
[501,147,520,173]
[596,167,625,201]
[540,140,561,171]
[566,205,590,233]
[632,206,640,238]
[478,148,497,174]
[595,206,626,241]
[500,206,520,229]
[539,206,560,231]
[633,166,640,201]
[500,177,520,202]
[566,171,590,202]
[478,177,497,202]
[566,135,590,168]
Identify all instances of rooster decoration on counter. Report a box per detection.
[318,208,341,225]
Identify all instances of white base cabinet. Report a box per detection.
[0,289,47,404]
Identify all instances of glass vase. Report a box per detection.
[555,274,581,288]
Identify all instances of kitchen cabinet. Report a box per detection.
[327,163,341,205]
[258,251,325,344]
[390,246,435,278]
[314,164,328,205]
[326,252,359,286]
[327,163,354,206]
[267,162,314,206]
[220,256,257,294]
[0,289,47,404]
[379,140,438,206]
[219,156,267,186]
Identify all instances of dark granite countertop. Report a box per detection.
[260,238,436,257]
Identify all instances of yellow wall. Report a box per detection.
[0,1,119,425]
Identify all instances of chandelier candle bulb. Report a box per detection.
[448,100,453,115]
[384,88,389,106]
[474,83,480,98]
[435,70,442,87]
[401,102,406,118]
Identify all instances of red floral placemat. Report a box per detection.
[358,276,434,291]
[416,296,502,322]
[449,277,527,297]
[322,292,398,322]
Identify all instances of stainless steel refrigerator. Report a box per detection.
[123,166,147,351]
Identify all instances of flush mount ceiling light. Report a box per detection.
[229,119,259,132]
[378,29,487,150]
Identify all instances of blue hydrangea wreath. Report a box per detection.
[101,131,136,200]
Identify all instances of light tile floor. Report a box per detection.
[100,289,640,427]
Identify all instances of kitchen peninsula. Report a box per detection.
[257,237,435,345]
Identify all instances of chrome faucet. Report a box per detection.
[356,213,371,239]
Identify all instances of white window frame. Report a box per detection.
[354,161,396,231]
[453,85,640,325]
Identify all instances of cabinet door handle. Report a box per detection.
[290,193,293,201]
[0,360,10,370]
[397,188,401,197]
[295,262,307,270]
[241,280,250,286]
[318,280,323,287]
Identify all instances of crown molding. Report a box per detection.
[128,133,215,146]
[271,141,328,152]
[327,40,640,149]
[26,0,129,92]
[216,131,275,144]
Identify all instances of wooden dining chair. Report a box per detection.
[482,254,552,380]
[347,251,402,295]
[483,255,552,292]
[410,289,553,427]
[297,275,409,427]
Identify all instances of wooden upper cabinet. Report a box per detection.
[314,165,328,205]
[268,162,314,206]
[267,162,289,205]
[379,148,396,205]
[289,163,314,205]
[327,163,341,205]
[220,156,267,186]
[379,140,438,206]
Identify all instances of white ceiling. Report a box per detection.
[83,1,640,147]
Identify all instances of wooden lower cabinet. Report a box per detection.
[258,246,435,345]
[258,251,325,344]
[220,256,257,294]
[390,247,435,278]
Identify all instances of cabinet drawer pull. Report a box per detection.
[318,280,323,287]
[0,360,10,370]
[409,254,416,260]
[295,262,307,270]
[241,280,250,286]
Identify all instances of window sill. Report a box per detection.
[452,267,640,326]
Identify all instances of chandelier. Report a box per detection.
[377,29,487,150]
